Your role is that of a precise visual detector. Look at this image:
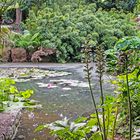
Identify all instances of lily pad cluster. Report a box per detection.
[37,79,89,90]
[0,68,71,82]
[0,78,38,112]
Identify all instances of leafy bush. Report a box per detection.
[87,0,137,12]
[0,26,14,49]
[36,108,114,140]
[24,2,138,62]
[106,36,140,73]
[12,32,40,49]
[106,36,140,139]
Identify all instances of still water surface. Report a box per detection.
[11,66,113,140]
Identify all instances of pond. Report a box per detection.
[0,63,114,140]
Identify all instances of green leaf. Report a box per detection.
[20,90,34,99]
[35,124,48,132]
[10,86,18,94]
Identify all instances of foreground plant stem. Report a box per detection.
[85,62,102,136]
[99,75,106,140]
[95,45,106,140]
[125,55,132,140]
[106,106,110,137]
[83,41,103,139]
[112,105,119,140]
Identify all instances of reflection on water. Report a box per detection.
[14,109,59,140]
[14,69,113,140]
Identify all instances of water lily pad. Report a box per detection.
[50,79,89,88]
[14,79,31,82]
[62,87,72,90]
[37,83,58,88]
[0,68,71,82]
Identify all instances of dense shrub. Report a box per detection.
[87,0,137,12]
[23,2,138,62]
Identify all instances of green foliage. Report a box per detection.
[107,37,140,139]
[0,26,14,58]
[20,89,33,99]
[36,116,100,140]
[0,78,34,111]
[135,0,140,13]
[88,0,137,12]
[24,2,137,62]
[111,68,140,139]
[0,0,17,16]
[36,95,120,140]
[12,32,40,49]
[115,36,140,51]
[106,36,140,73]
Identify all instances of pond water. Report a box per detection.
[0,64,114,140]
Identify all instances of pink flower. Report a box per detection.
[47,83,52,88]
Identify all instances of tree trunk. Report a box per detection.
[15,8,22,32]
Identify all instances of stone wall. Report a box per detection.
[2,47,56,63]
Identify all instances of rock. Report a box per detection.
[27,51,34,62]
[26,47,36,62]
[31,47,56,62]
[2,47,12,62]
[41,47,56,55]
[31,49,46,62]
[41,48,56,62]
[0,110,21,140]
[11,48,27,62]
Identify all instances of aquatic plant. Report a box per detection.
[0,78,34,111]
